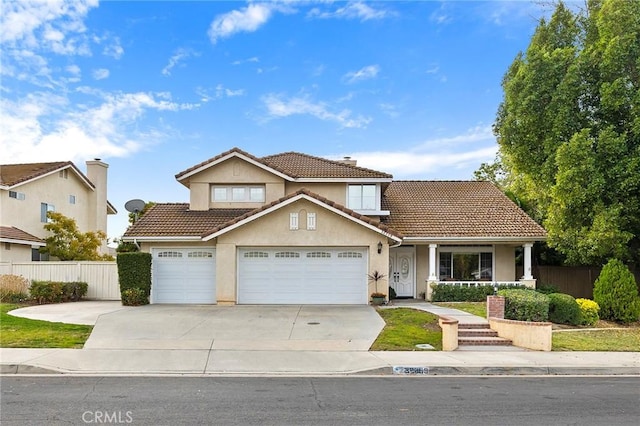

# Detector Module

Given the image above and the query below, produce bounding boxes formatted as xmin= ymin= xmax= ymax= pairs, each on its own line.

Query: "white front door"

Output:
xmin=390 ymin=247 xmax=415 ymax=297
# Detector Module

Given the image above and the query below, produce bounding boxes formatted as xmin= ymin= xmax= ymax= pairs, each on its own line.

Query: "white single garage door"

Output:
xmin=152 ymin=248 xmax=216 ymax=304
xmin=237 ymin=247 xmax=367 ymax=304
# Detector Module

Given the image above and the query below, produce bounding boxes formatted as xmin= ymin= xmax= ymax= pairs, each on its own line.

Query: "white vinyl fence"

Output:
xmin=0 ymin=261 xmax=120 ymax=300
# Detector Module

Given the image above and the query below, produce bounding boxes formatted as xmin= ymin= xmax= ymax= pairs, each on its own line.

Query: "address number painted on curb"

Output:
xmin=393 ymin=366 xmax=430 ymax=375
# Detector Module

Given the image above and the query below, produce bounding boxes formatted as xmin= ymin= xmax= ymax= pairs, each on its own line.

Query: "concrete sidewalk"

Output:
xmin=2 ymin=347 xmax=639 ymax=376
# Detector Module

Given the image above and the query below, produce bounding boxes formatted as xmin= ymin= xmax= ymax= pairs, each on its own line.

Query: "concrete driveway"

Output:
xmin=83 ymin=304 xmax=385 ymax=351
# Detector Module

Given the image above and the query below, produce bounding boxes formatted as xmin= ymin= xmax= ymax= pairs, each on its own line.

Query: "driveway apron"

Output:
xmin=83 ymin=305 xmax=384 ymax=351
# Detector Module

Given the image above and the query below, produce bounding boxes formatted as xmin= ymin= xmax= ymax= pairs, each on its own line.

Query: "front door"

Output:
xmin=390 ymin=247 xmax=415 ymax=297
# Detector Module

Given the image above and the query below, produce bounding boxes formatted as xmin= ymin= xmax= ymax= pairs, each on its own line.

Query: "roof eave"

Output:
xmin=402 ymin=236 xmax=547 ymax=244
xmin=0 ymin=237 xmax=45 ymax=247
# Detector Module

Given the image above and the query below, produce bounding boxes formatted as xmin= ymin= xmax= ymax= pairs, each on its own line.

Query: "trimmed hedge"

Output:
xmin=497 ymin=288 xmax=549 ymax=322
xmin=30 ymin=281 xmax=88 ymax=304
xmin=576 ymin=298 xmax=600 ymax=326
xmin=121 ymin=288 xmax=149 ymax=306
xmin=547 ymin=293 xmax=581 ymax=326
xmin=116 ymin=252 xmax=151 ymax=306
xmin=431 ymin=283 xmax=529 ymax=302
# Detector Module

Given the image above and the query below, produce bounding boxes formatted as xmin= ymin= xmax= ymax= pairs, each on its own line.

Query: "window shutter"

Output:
xmin=289 ymin=212 xmax=299 ymax=230
xmin=307 ymin=212 xmax=316 ymax=230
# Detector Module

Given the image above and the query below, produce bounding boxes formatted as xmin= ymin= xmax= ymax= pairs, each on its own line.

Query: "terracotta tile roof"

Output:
xmin=261 ymin=152 xmax=392 ymax=179
xmin=381 ymin=181 xmax=547 ymax=239
xmin=0 ymin=162 xmax=83 ymax=187
xmin=123 ymin=189 xmax=403 ymax=240
xmin=174 ymin=147 xmax=392 ymax=181
xmin=123 ymin=204 xmax=253 ymax=237
xmin=0 ymin=226 xmax=44 ymax=244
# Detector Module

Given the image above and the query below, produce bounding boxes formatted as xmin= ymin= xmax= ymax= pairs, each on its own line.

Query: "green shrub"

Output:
xmin=121 ymin=288 xmax=149 ymax=306
xmin=576 ymin=298 xmax=600 ymax=326
xmin=0 ymin=274 xmax=30 ymax=303
xmin=497 ymin=288 xmax=549 ymax=322
xmin=431 ymin=284 xmax=495 ymax=302
xmin=117 ymin=252 xmax=152 ymax=299
xmin=547 ymin=293 xmax=581 ymax=325
xmin=29 ymin=280 xmax=88 ymax=304
xmin=593 ymin=259 xmax=640 ymax=323
xmin=536 ymin=283 xmax=560 ymax=294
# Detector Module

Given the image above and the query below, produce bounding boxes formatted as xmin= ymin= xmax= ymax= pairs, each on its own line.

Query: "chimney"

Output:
xmin=86 ymin=159 xmax=109 ymax=254
xmin=341 ymin=156 xmax=357 ymax=166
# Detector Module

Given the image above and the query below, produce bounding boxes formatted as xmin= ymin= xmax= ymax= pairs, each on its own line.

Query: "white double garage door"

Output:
xmin=152 ymin=247 xmax=368 ymax=304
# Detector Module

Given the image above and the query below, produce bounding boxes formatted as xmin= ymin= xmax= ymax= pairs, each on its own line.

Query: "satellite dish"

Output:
xmin=125 ymin=199 xmax=146 ymax=213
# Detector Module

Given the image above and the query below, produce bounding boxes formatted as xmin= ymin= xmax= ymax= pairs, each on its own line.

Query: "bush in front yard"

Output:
xmin=121 ymin=288 xmax=149 ymax=306
xmin=29 ymin=281 xmax=88 ymax=304
xmin=576 ymin=298 xmax=600 ymax=326
xmin=117 ymin=252 xmax=152 ymax=302
xmin=497 ymin=288 xmax=549 ymax=322
xmin=593 ymin=259 xmax=640 ymax=323
xmin=430 ymin=284 xmax=495 ymax=302
xmin=547 ymin=293 xmax=581 ymax=325
xmin=0 ymin=274 xmax=30 ymax=303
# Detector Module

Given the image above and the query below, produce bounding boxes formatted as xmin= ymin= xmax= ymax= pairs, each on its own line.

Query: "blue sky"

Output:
xmin=1 ymin=0 xmax=563 ymax=242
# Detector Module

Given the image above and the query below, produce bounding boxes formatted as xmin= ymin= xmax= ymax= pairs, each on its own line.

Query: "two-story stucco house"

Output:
xmin=121 ymin=148 xmax=546 ymax=305
xmin=0 ymin=160 xmax=116 ymax=262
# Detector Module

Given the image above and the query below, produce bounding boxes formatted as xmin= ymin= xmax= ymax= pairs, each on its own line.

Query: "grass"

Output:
xmin=434 ymin=302 xmax=487 ymax=318
xmin=553 ymin=329 xmax=640 ymax=351
xmin=0 ymin=304 xmax=92 ymax=348
xmin=371 ymin=308 xmax=442 ymax=351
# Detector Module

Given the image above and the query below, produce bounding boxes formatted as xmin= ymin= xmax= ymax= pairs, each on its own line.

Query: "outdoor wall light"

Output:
xmin=377 ymin=241 xmax=383 ymax=254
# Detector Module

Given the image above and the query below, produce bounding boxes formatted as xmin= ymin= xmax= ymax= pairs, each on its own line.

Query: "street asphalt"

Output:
xmin=2 ymin=300 xmax=639 ymax=376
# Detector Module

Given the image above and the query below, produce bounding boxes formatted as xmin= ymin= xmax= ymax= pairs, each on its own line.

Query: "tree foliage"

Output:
xmin=41 ymin=211 xmax=113 ymax=261
xmin=493 ymin=0 xmax=640 ymax=265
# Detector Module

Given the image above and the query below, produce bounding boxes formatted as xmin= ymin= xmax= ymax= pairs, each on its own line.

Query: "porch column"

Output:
xmin=523 ymin=243 xmax=533 ymax=280
xmin=428 ymin=244 xmax=438 ymax=281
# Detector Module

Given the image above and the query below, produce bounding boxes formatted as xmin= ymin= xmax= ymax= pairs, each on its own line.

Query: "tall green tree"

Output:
xmin=493 ymin=0 xmax=640 ymax=265
xmin=41 ymin=212 xmax=113 ymax=261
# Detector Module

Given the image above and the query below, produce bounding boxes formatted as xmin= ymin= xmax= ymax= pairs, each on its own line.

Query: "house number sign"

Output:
xmin=393 ymin=366 xmax=430 ymax=375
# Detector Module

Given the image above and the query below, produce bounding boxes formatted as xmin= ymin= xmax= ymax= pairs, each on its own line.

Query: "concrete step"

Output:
xmin=458 ymin=323 xmax=490 ymax=330
xmin=458 ymin=329 xmax=499 ymax=338
xmin=458 ymin=336 xmax=513 ymax=346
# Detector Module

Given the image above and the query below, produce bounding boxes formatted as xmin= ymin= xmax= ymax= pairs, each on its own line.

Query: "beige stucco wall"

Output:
xmin=285 ymin=182 xmax=348 ymax=204
xmin=184 ymin=158 xmax=286 ymax=210
xmin=1 ymin=172 xmax=96 ymax=241
xmin=495 ymin=245 xmax=516 ymax=281
xmin=0 ymin=243 xmax=33 ymax=263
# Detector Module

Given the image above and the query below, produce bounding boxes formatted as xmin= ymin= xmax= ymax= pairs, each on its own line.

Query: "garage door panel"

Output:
xmin=238 ymin=247 xmax=367 ymax=304
xmin=152 ymin=249 xmax=216 ymax=304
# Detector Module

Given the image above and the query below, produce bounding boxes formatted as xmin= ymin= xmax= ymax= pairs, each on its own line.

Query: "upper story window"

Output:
xmin=9 ymin=191 xmax=25 ymax=200
xmin=212 ymin=185 xmax=265 ymax=203
xmin=348 ymin=184 xmax=377 ymax=210
xmin=40 ymin=203 xmax=55 ymax=223
xmin=69 ymin=195 xmax=76 ymax=205
xmin=59 ymin=169 xmax=68 ymax=179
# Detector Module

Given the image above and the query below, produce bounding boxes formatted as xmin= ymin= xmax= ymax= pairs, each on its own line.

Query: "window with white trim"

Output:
xmin=348 ymin=184 xmax=377 ymax=210
xmin=40 ymin=203 xmax=55 ymax=223
xmin=59 ymin=169 xmax=68 ymax=179
xmin=338 ymin=251 xmax=362 ymax=259
xmin=439 ymin=250 xmax=493 ymax=281
xmin=212 ymin=185 xmax=265 ymax=202
xmin=158 ymin=251 xmax=182 ymax=258
xmin=307 ymin=251 xmax=331 ymax=258
xmin=9 ymin=191 xmax=25 ymax=200
xmin=244 ymin=251 xmax=269 ymax=258
xmin=289 ymin=212 xmax=299 ymax=230
xmin=188 ymin=251 xmax=213 ymax=258
xmin=275 ymin=251 xmax=300 ymax=258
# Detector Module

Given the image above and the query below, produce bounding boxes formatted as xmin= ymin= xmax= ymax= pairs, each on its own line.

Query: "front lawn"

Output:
xmin=552 ymin=329 xmax=640 ymax=351
xmin=371 ymin=308 xmax=442 ymax=351
xmin=434 ymin=302 xmax=486 ymax=318
xmin=0 ymin=304 xmax=92 ymax=348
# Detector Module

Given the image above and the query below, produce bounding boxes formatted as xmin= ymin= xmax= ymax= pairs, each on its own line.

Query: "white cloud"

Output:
xmin=196 ymin=85 xmax=246 ymax=102
xmin=339 ymin=126 xmax=498 ymax=178
xmin=92 ymin=68 xmax=109 ymax=80
xmin=308 ymin=2 xmax=391 ymax=21
xmin=0 ymin=91 xmax=196 ymax=163
xmin=262 ymin=93 xmax=371 ymax=129
xmin=343 ymin=65 xmax=380 ymax=84
xmin=102 ymin=38 xmax=124 ymax=59
xmin=232 ymin=56 xmax=259 ymax=65
xmin=162 ymin=48 xmax=199 ymax=76
xmin=208 ymin=3 xmax=284 ymax=44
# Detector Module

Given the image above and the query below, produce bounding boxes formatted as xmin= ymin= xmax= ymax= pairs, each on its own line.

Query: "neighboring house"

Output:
xmin=122 ymin=147 xmax=546 ymax=305
xmin=0 ymin=160 xmax=116 ymax=262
